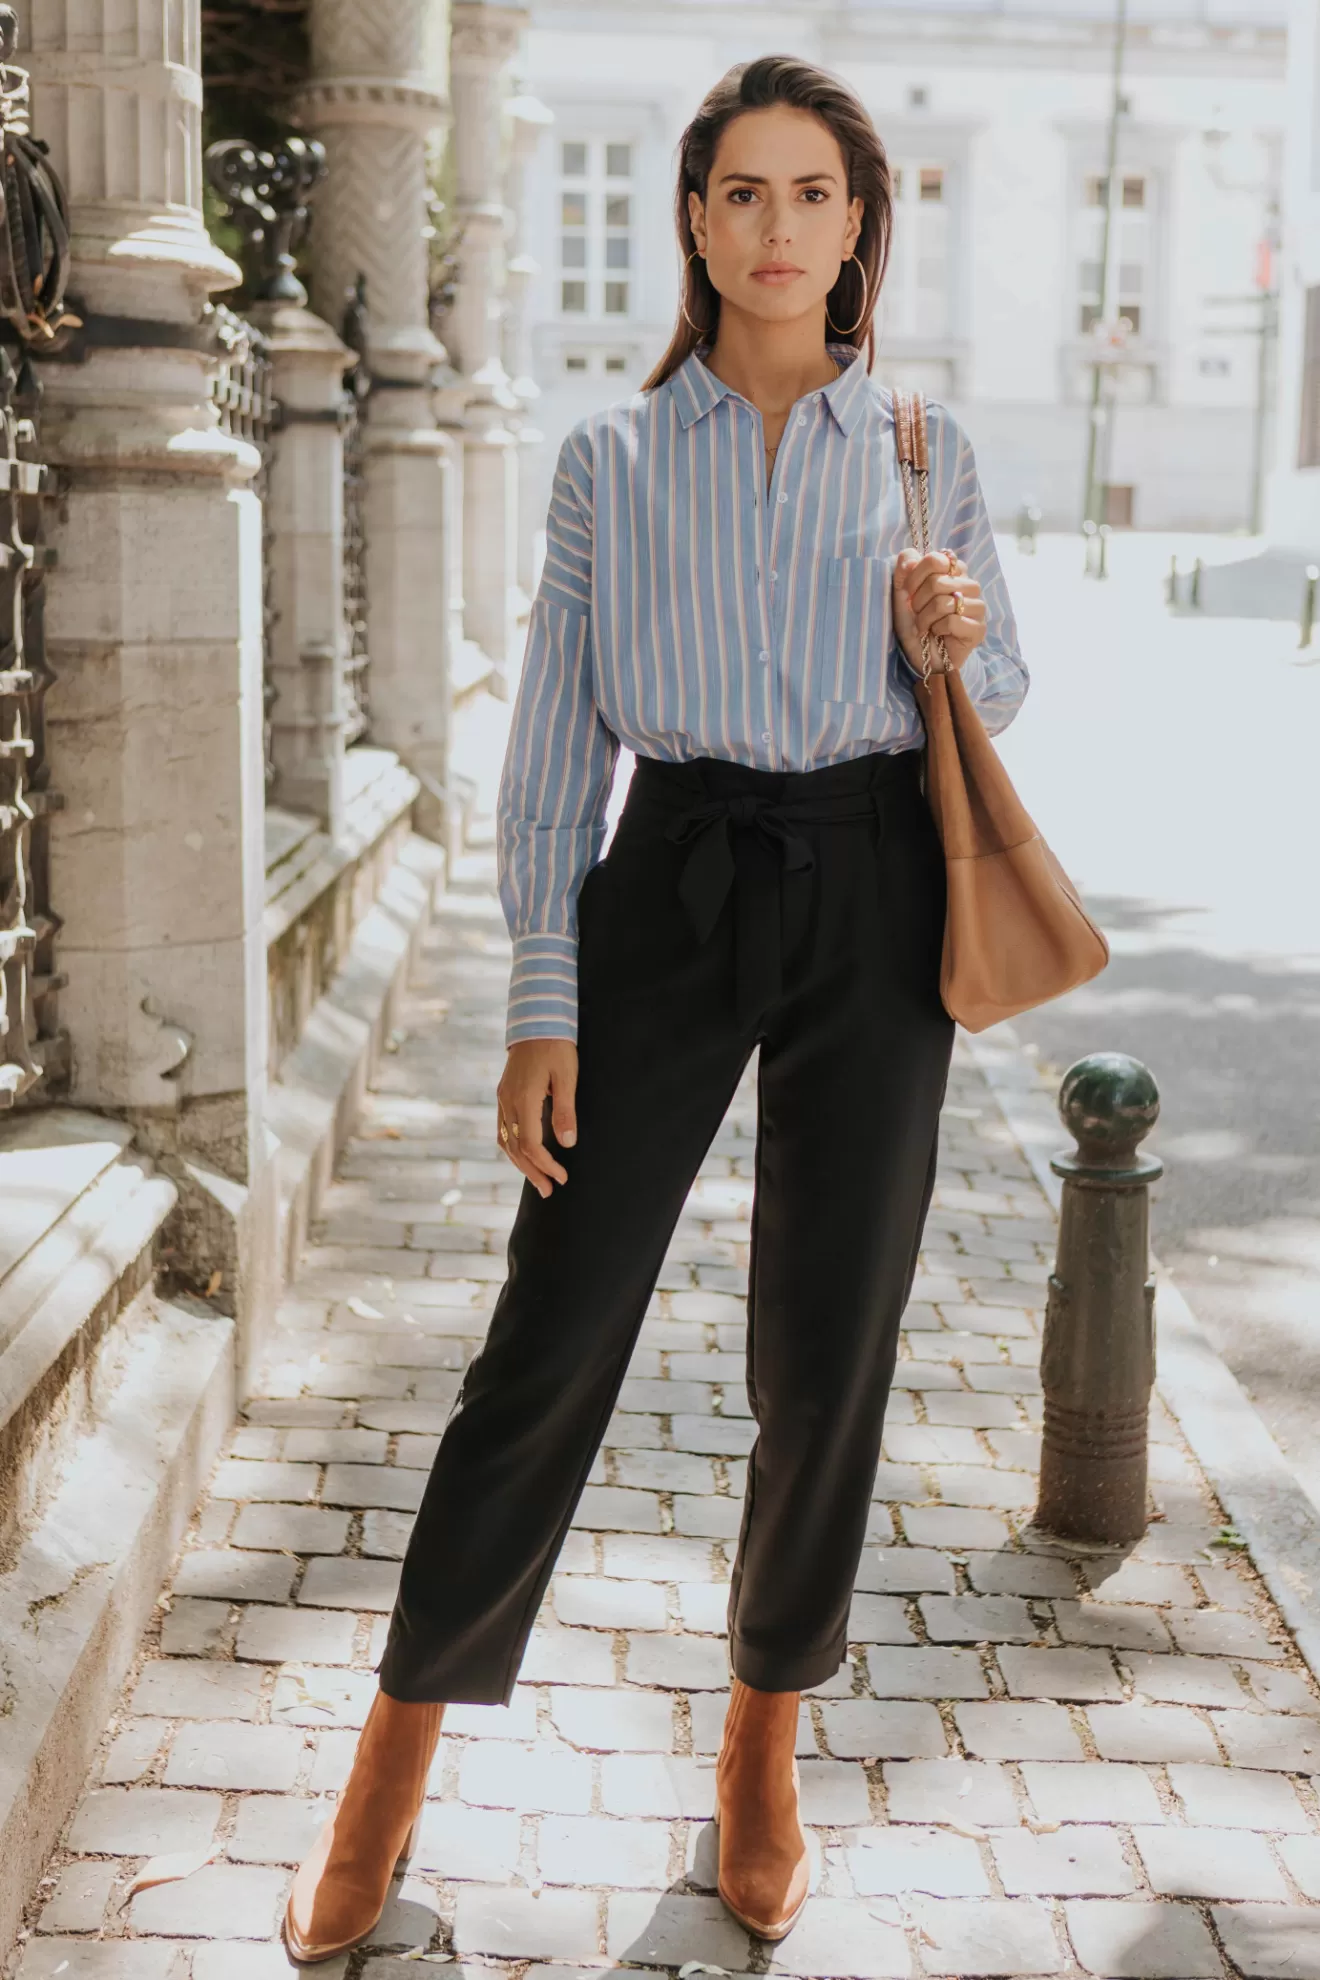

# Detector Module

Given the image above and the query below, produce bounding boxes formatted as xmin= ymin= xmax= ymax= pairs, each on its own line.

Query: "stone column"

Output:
xmin=254 ymin=301 xmax=353 ymax=837
xmin=20 ymin=0 xmax=278 ymax=1387
xmin=504 ymin=92 xmax=553 ymax=595
xmin=450 ymin=2 xmax=526 ymax=696
xmin=292 ymin=0 xmax=456 ymax=845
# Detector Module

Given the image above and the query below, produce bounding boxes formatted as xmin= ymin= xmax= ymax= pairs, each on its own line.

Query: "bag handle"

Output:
xmin=892 ymin=387 xmax=951 ymax=681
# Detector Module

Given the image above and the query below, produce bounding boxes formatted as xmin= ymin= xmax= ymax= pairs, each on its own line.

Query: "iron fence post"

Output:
xmin=1035 ymin=1053 xmax=1163 ymax=1546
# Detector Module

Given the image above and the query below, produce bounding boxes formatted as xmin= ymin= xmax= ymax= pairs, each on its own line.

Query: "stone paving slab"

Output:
xmin=12 ymin=865 xmax=1320 ymax=1978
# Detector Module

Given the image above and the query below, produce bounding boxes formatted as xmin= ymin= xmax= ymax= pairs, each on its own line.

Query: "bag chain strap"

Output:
xmin=895 ymin=390 xmax=951 ymax=685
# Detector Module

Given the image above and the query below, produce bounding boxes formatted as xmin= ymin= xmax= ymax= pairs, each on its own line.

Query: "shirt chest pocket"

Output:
xmin=814 ymin=554 xmax=898 ymax=708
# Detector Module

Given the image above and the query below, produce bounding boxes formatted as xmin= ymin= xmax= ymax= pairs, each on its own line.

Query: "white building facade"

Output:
xmin=517 ymin=0 xmax=1288 ymax=532
xmin=1269 ymin=0 xmax=1320 ymax=546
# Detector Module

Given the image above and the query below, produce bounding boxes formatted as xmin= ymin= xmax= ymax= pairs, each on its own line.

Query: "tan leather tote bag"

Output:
xmin=891 ymin=387 xmax=1108 ymax=1033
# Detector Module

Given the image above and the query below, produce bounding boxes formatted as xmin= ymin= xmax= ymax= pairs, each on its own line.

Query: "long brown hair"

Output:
xmin=643 ymin=55 xmax=893 ymax=392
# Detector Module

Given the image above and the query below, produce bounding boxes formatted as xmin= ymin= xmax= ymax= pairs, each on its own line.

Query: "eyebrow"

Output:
xmin=715 ymin=171 xmax=839 ymax=186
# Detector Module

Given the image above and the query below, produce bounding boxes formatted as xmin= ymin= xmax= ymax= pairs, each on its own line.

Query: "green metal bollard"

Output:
xmin=1166 ymin=554 xmax=1178 ymax=608
xmin=1034 ymin=1053 xmax=1164 ymax=1547
xmin=1098 ymin=522 xmax=1112 ymax=580
xmin=1190 ymin=557 xmax=1203 ymax=610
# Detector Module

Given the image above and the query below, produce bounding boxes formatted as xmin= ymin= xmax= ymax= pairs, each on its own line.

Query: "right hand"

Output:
xmin=496 ymin=1038 xmax=579 ymax=1198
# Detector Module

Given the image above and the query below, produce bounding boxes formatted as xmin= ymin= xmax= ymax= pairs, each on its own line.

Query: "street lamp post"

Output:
xmin=1081 ymin=0 xmax=1130 ymax=535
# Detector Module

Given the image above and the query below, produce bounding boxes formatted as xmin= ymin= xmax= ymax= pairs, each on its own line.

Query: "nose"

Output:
xmin=761 ymin=195 xmax=795 ymax=247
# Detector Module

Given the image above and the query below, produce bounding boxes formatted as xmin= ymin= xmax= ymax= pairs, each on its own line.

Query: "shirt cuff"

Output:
xmin=506 ymin=933 xmax=579 ymax=1046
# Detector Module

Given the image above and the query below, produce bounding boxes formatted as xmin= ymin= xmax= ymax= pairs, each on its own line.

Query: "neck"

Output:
xmin=701 ymin=306 xmax=846 ymax=415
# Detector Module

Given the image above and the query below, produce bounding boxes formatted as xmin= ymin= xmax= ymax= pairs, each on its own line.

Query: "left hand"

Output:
xmin=894 ymin=548 xmax=988 ymax=675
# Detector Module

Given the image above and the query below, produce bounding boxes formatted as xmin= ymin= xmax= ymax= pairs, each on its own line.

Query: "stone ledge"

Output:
xmin=264 ymin=747 xmax=421 ymax=946
xmin=0 ymin=1295 xmax=236 ymax=1965
xmin=266 ymin=831 xmax=445 ymax=1297
xmin=0 ymin=1113 xmax=178 ymax=1554
xmin=966 ymin=1022 xmax=1320 ymax=1693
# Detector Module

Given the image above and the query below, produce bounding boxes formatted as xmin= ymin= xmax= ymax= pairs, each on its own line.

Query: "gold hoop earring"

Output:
xmin=681 ymin=248 xmax=708 ymax=334
xmin=825 ymin=252 xmax=869 ymax=339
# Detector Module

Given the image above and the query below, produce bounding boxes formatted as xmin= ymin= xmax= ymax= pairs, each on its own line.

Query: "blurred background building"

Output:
xmin=518 ymin=0 xmax=1289 ymax=533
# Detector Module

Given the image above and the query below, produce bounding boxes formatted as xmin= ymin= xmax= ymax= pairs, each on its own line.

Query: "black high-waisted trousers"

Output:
xmin=379 ymin=748 xmax=955 ymax=1703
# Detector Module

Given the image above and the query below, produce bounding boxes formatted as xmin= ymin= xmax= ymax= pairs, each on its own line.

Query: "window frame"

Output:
xmin=557 ymin=137 xmax=637 ymax=323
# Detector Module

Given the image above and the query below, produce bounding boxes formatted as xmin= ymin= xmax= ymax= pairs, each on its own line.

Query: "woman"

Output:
xmin=285 ymin=53 xmax=1027 ymax=1962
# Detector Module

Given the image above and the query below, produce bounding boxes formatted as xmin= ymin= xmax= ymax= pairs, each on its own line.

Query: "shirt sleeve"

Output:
xmin=897 ymin=404 xmax=1030 ymax=738
xmin=498 ymin=423 xmax=619 ymax=1047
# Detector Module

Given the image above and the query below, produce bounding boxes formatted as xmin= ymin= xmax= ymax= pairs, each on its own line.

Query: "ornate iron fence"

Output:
xmin=0 ymin=6 xmax=74 ymax=1108
xmin=340 ymin=273 xmax=371 ymax=746
xmin=204 ymin=138 xmax=373 ymax=776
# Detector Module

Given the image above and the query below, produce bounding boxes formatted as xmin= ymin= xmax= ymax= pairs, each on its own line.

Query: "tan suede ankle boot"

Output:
xmin=714 ymin=1679 xmax=810 ymax=1940
xmin=284 ymin=1691 xmax=444 ymax=1964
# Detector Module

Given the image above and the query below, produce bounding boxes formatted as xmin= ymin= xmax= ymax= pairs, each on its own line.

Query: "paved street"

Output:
xmin=14 ymin=852 xmax=1320 ymax=1978
xmin=986 ymin=533 xmax=1320 ymax=1515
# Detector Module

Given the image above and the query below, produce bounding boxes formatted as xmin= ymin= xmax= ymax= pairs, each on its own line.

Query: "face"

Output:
xmin=688 ymin=104 xmax=865 ymax=329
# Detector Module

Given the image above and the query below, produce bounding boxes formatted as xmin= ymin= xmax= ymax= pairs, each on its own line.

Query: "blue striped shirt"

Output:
xmin=498 ymin=344 xmax=1029 ymax=1045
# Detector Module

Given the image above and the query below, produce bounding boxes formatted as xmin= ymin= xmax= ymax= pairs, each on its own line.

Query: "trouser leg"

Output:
xmin=727 ymin=793 xmax=954 ymax=1692
xmin=379 ymin=832 xmax=751 ymax=1704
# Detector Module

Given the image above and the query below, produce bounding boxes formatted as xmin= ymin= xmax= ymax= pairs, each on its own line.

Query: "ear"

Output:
xmin=842 ymin=193 xmax=864 ymax=258
xmin=687 ymin=186 xmax=708 ymax=255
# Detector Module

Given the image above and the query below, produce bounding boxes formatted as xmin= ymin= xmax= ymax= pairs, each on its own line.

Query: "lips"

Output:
xmin=752 ymin=266 xmax=803 ymax=284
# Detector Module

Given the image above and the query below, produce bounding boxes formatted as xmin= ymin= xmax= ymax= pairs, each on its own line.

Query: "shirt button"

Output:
xmin=813 ymin=392 xmax=823 ymax=403
xmin=757 ymin=649 xmax=769 ymax=663
xmin=761 ymin=730 xmax=772 ymax=742
xmin=770 ymin=568 xmax=779 ymax=581
xmin=776 ymin=491 xmax=788 ymax=505
xmin=797 ymin=413 xmax=808 ymax=426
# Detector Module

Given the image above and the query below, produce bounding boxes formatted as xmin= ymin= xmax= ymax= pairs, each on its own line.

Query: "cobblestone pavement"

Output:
xmin=16 ymin=860 xmax=1320 ymax=1980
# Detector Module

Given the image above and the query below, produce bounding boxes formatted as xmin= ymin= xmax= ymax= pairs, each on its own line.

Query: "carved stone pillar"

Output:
xmin=292 ymin=0 xmax=456 ymax=845
xmin=255 ymin=302 xmax=353 ymax=836
xmin=504 ymin=92 xmax=552 ymax=595
xmin=450 ymin=2 xmax=526 ymax=695
xmin=20 ymin=0 xmax=278 ymax=1385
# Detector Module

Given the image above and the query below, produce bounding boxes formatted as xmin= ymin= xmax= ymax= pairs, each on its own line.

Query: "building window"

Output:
xmin=605 ymin=354 xmax=627 ymax=373
xmin=564 ymin=354 xmax=588 ymax=372
xmin=1300 ymin=286 xmax=1320 ymax=469
xmin=883 ymin=157 xmax=953 ymax=340
xmin=558 ymin=139 xmax=635 ymax=320
xmin=1076 ymin=171 xmax=1153 ymax=338
xmin=1086 ymin=174 xmax=1147 ymax=209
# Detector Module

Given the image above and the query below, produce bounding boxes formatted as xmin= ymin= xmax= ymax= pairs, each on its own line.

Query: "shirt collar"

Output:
xmin=670 ymin=342 xmax=870 ymax=437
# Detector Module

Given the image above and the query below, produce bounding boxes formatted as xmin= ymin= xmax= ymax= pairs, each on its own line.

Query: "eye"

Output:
xmin=801 ymin=187 xmax=829 ymax=203
xmin=729 ymin=186 xmax=758 ymax=204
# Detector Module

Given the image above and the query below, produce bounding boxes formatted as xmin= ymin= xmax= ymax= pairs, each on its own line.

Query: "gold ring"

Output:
xmin=510 ymin=1123 xmax=520 ymax=1138
xmin=953 ymin=592 xmax=966 ymax=618
xmin=499 ymin=1121 xmax=509 ymax=1144
xmin=946 ymin=551 xmax=961 ymax=575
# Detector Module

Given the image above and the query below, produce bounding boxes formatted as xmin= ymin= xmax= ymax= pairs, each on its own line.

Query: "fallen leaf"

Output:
xmin=679 ymin=1966 xmax=730 ymax=1979
xmin=123 ymin=1846 xmax=217 ymax=1900
xmin=346 ymin=1296 xmax=384 ymax=1321
xmin=1210 ymin=1526 xmax=1249 ymax=1551
xmin=441 ymin=1188 xmax=462 ymax=1207
xmin=1026 ymin=1818 xmax=1061 ymax=1835
xmin=363 ymin=1126 xmax=403 ymax=1140
xmin=946 ymin=1822 xmax=988 ymax=1841
xmin=205 ymin=1270 xmax=222 ymax=1297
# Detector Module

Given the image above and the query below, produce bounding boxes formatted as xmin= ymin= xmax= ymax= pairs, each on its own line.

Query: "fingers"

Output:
xmin=497 ymin=1083 xmax=570 ymax=1196
xmin=918 ymin=592 xmax=987 ymax=641
xmin=549 ymin=1060 xmax=578 ymax=1150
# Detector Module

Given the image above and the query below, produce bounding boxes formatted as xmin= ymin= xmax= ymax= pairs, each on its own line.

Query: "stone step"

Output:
xmin=0 ymin=1113 xmax=177 ymax=1553
xmin=0 ymin=1293 xmax=235 ymax=1964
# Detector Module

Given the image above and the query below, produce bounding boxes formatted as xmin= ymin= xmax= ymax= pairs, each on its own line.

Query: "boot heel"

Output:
xmin=398 ymin=1809 xmax=423 ymax=1864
